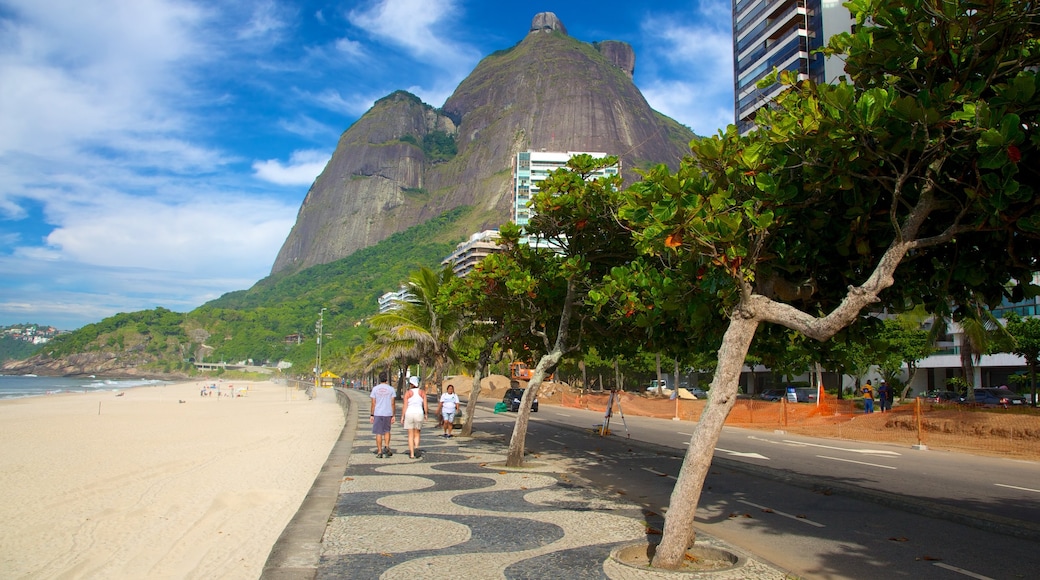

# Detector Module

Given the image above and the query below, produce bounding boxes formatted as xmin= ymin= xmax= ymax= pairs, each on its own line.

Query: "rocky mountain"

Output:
xmin=272 ymin=12 xmax=696 ymax=275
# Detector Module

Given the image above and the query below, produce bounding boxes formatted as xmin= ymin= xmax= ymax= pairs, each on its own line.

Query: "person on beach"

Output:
xmin=437 ymin=384 xmax=460 ymax=438
xmin=401 ymin=376 xmax=427 ymax=459
xmin=370 ymin=371 xmax=396 ymax=458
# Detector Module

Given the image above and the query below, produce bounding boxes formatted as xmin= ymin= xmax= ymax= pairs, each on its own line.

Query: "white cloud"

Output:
xmin=301 ymin=88 xmax=379 ymax=116
xmin=0 ymin=0 xmax=204 ymax=160
xmin=252 ymin=150 xmax=330 ymax=186
xmin=236 ymin=0 xmax=289 ymax=41
xmin=638 ymin=7 xmax=735 ymax=136
xmin=348 ymin=0 xmax=480 ymax=68
xmin=334 ymin=37 xmax=365 ymax=58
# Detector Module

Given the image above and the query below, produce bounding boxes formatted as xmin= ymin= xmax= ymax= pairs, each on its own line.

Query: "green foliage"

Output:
xmin=0 ymin=336 xmax=41 ymax=362
xmin=398 ymin=130 xmax=457 ymax=163
xmin=25 ymin=210 xmax=469 ymax=374
xmin=873 ymin=318 xmax=932 ymax=385
xmin=422 ymin=130 xmax=457 ymax=162
xmin=45 ymin=308 xmax=187 ymax=358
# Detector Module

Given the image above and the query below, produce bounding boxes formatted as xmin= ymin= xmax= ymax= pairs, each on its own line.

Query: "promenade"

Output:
xmin=261 ymin=389 xmax=787 ymax=579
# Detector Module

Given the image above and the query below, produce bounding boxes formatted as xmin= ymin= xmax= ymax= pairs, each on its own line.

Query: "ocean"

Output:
xmin=0 ymin=374 xmax=170 ymax=400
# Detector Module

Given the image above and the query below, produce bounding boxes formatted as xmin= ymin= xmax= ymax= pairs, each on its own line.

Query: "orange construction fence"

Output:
xmin=559 ymin=390 xmax=1040 ymax=460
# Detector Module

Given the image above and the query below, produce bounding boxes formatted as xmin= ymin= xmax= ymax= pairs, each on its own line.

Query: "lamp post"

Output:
xmin=314 ymin=307 xmax=326 ymax=391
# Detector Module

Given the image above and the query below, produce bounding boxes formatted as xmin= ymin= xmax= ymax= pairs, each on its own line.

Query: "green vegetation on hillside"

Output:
xmin=399 ymin=130 xmax=457 ymax=163
xmin=1 ymin=336 xmax=42 ymax=362
xmin=23 ymin=208 xmax=471 ymax=374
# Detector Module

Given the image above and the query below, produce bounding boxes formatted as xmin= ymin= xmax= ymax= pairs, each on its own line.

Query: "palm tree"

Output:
xmin=364 ymin=265 xmax=467 ymax=394
xmin=929 ymin=296 xmax=1010 ymax=398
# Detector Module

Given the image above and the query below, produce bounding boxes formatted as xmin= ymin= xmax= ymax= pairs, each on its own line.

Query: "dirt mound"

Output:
xmin=443 ymin=374 xmax=574 ymax=404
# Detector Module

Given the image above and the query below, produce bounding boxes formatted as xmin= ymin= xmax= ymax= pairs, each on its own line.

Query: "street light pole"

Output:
xmin=315 ymin=307 xmax=326 ymax=391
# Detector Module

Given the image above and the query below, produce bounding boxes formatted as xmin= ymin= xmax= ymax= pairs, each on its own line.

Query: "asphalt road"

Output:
xmin=467 ymin=398 xmax=1040 ymax=579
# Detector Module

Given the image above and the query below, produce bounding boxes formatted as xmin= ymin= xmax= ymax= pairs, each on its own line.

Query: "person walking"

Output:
xmin=370 ymin=371 xmax=396 ymax=458
xmin=862 ymin=380 xmax=875 ymax=414
xmin=401 ymin=376 xmax=428 ymax=459
xmin=438 ymin=384 xmax=460 ymax=438
xmin=877 ymin=380 xmax=891 ymax=412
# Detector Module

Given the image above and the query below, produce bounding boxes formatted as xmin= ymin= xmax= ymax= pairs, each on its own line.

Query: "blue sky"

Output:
xmin=0 ymin=0 xmax=735 ymax=330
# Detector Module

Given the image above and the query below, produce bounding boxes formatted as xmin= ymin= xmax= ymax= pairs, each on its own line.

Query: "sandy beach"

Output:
xmin=0 ymin=380 xmax=344 ymax=579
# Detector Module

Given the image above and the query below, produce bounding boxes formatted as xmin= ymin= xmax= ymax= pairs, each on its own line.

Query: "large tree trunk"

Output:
xmin=505 ymin=280 xmax=576 ymax=467
xmin=651 ymin=314 xmax=760 ymax=569
xmin=505 ymin=352 xmax=561 ymax=466
xmin=460 ymin=362 xmax=485 ymax=438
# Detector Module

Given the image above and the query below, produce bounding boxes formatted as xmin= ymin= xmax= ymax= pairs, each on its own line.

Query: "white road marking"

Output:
xmin=641 ymin=467 xmax=677 ymax=480
xmin=932 ymin=562 xmax=995 ymax=580
xmin=995 ymin=483 xmax=1040 ymax=494
xmin=548 ymin=438 xmax=567 ymax=446
xmin=736 ymin=499 xmax=825 ymax=527
xmin=715 ymin=447 xmax=769 ymax=460
xmin=677 ymin=431 xmax=696 ymax=437
xmin=555 ymin=413 xmax=572 ymax=417
xmin=817 ymin=455 xmax=897 ymax=469
xmin=783 ymin=440 xmax=902 ymax=456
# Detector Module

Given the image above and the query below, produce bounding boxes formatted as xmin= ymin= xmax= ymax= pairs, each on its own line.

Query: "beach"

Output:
xmin=0 ymin=380 xmax=344 ymax=579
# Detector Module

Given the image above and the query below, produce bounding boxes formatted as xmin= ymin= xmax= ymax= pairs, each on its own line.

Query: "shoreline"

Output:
xmin=0 ymin=380 xmax=344 ymax=579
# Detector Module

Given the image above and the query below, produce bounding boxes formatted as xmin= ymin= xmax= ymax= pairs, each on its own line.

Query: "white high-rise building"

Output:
xmin=514 ymin=151 xmax=618 ymax=248
xmin=441 ymin=230 xmax=502 ymax=277
xmin=732 ymin=0 xmax=853 ymax=134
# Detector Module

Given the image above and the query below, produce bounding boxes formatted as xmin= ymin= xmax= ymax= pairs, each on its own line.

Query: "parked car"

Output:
xmin=503 ymin=387 xmax=538 ymax=412
xmin=646 ymin=379 xmax=672 ymax=396
xmin=970 ymin=388 xmax=1027 ymax=408
xmin=792 ymin=387 xmax=817 ymax=403
xmin=759 ymin=389 xmax=785 ymax=401
xmin=920 ymin=390 xmax=962 ymax=404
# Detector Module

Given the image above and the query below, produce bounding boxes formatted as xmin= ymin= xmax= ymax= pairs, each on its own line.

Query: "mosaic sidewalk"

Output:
xmin=314 ymin=391 xmax=786 ymax=579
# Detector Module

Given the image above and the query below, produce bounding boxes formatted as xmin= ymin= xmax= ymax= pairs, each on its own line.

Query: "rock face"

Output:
xmin=530 ymin=12 xmax=567 ymax=35
xmin=1 ymin=351 xmax=181 ymax=379
xmin=595 ymin=41 xmax=636 ymax=78
xmin=271 ymin=14 xmax=696 ymax=276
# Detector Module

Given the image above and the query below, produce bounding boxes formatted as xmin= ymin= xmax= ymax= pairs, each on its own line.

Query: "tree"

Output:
xmin=874 ymin=316 xmax=932 ymax=398
xmin=590 ymin=0 xmax=1040 ymax=568
xmin=928 ymin=296 xmax=1009 ymax=396
xmin=463 ymin=154 xmax=636 ymax=467
xmin=1003 ymin=313 xmax=1040 ymax=407
xmin=363 ymin=265 xmax=466 ymax=392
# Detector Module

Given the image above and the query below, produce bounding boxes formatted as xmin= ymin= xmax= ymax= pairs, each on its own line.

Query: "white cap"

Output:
xmin=408 ymin=376 xmax=420 ymax=387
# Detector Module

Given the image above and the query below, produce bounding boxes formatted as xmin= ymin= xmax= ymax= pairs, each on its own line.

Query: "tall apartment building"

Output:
xmin=377 ymin=286 xmax=411 ymax=314
xmin=441 ymin=230 xmax=502 ymax=277
xmin=514 ymin=150 xmax=618 ymax=248
xmin=732 ymin=0 xmax=853 ymax=134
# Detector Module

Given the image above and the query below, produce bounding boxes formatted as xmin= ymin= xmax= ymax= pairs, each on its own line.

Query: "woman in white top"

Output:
xmin=437 ymin=384 xmax=460 ymax=438
xmin=401 ymin=376 xmax=428 ymax=459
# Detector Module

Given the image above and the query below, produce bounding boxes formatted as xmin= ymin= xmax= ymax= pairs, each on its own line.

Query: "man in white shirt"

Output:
xmin=370 ymin=371 xmax=396 ymax=457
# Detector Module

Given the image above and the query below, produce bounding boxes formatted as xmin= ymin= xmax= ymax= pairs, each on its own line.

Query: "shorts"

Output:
xmin=404 ymin=408 xmax=424 ymax=430
xmin=371 ymin=415 xmax=392 ymax=435
xmin=441 ymin=411 xmax=456 ymax=424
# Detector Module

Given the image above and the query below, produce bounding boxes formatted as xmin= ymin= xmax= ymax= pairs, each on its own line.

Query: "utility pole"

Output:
xmin=314 ymin=307 xmax=326 ymax=392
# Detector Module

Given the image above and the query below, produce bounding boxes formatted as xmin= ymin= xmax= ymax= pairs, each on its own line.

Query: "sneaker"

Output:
xmin=376 ymin=453 xmax=384 ymax=459
xmin=383 ymin=447 xmax=393 ymax=457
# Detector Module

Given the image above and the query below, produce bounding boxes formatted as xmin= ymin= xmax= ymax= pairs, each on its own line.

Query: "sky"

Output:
xmin=0 ymin=0 xmax=736 ymax=330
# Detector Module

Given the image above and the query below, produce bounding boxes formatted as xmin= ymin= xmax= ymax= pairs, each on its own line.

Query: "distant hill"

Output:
xmin=0 ymin=210 xmax=466 ymax=377
xmin=271 ymin=11 xmax=696 ymax=275
xmin=2 ymin=12 xmax=703 ymax=378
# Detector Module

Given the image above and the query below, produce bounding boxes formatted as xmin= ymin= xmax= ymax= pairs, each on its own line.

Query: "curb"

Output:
xmin=260 ymin=388 xmax=358 ymax=580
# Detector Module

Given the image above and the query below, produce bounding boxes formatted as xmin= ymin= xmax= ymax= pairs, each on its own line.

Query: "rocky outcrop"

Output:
xmin=595 ymin=41 xmax=636 ymax=78
xmin=1 ymin=351 xmax=182 ymax=379
xmin=271 ymin=13 xmax=696 ymax=276
xmin=530 ymin=12 xmax=567 ymax=35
